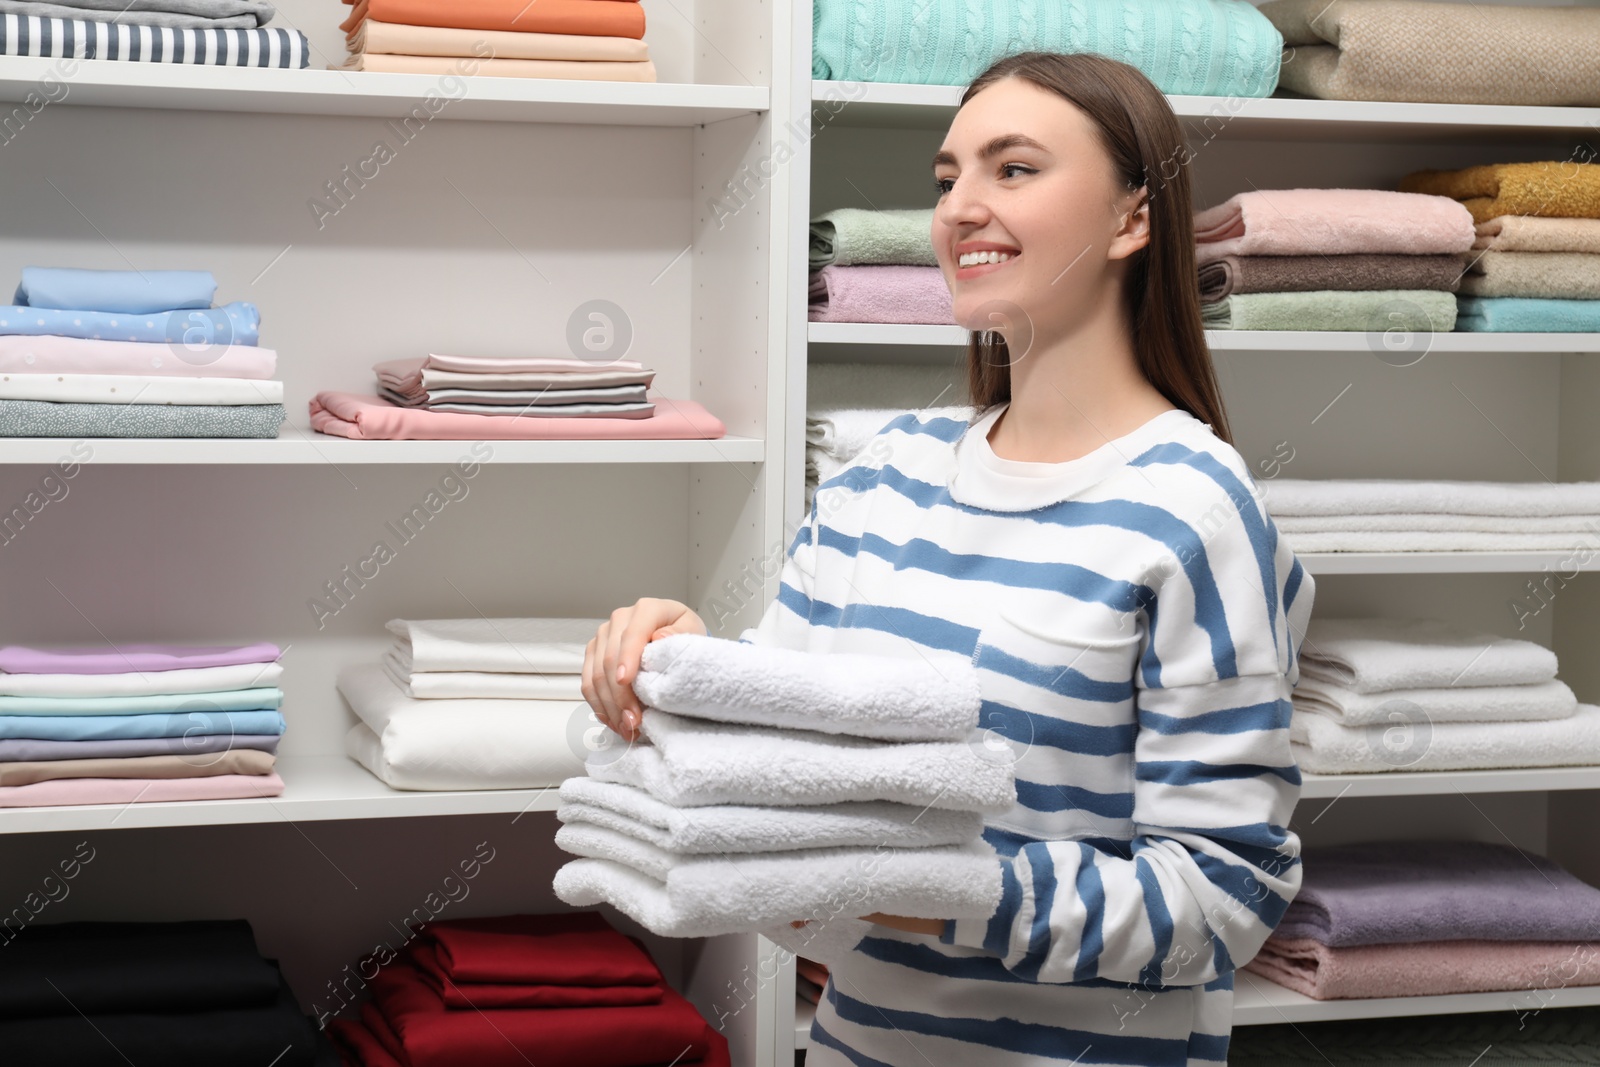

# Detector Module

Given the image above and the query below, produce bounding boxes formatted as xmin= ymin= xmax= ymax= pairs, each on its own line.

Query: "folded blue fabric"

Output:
xmin=0 ymin=301 xmax=259 ymax=346
xmin=0 ymin=688 xmax=282 ymax=716
xmin=0 ymin=709 xmax=285 ymax=741
xmin=15 ymin=268 xmax=217 ymax=314
xmin=1456 ymin=295 xmax=1600 ymax=332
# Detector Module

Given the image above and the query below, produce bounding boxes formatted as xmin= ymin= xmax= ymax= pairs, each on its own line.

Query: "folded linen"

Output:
xmin=809 ymin=208 xmax=936 ymax=269
xmin=1400 ymin=161 xmax=1600 ymax=226
xmin=1295 ymin=616 xmax=1558 ymax=692
xmin=0 ymin=0 xmax=274 ymax=28
xmin=1276 ymin=512 xmax=1600 ymax=534
xmin=340 ymin=0 xmax=646 ymax=40
xmin=588 ymin=708 xmax=1017 ymax=812
xmin=384 ymin=384 xmax=650 ymax=408
xmin=1196 ymin=253 xmax=1464 ymax=302
xmin=0 ymin=686 xmax=281 ymax=715
xmin=634 ymin=633 xmax=981 ymax=741
xmin=1457 ymin=294 xmax=1600 ymax=332
xmin=1244 ymin=935 xmax=1600 ymax=1000
xmin=0 ymin=398 xmax=285 ymax=437
xmin=0 ymin=709 xmax=284 ymax=742
xmin=557 ymin=776 xmax=983 ymax=854
xmin=0 ymin=641 xmax=280 ymax=674
xmin=0 ymin=660 xmax=281 ymax=696
xmin=1192 ymin=190 xmax=1475 ymax=262
xmin=1290 ymin=702 xmax=1600 ymax=774
xmin=1293 ymin=676 xmax=1576 ymax=726
xmin=0 ymin=770 xmax=284 ymax=806
xmin=0 ymin=300 xmax=258 ymax=344
xmin=15 ymin=267 xmax=214 ymax=314
xmin=1275 ymin=839 xmax=1600 ymax=947
xmin=0 ymin=334 xmax=276 ymax=377
xmin=0 ymin=373 xmax=281 ymax=406
xmin=553 ymin=835 xmax=1004 ymax=937
xmin=1458 ymin=250 xmax=1600 ymax=300
xmin=338 ymin=54 xmax=658 ymax=81
xmin=353 ymin=20 xmax=650 ymax=61
xmin=386 ymin=617 xmax=597 ymax=675
xmin=0 ymin=747 xmax=274 ymax=786
xmin=812 ymin=0 xmax=1283 ymax=97
xmin=1259 ymin=0 xmax=1600 ymax=107
xmin=1475 ymin=215 xmax=1600 ymax=255
xmin=423 ymin=353 xmax=645 ymax=375
xmin=0 ymin=11 xmax=309 ymax=63
xmin=1256 ymin=477 xmax=1600 ymax=517
xmin=415 ymin=912 xmax=663 ymax=987
xmin=1200 ymin=289 xmax=1457 ymax=332
xmin=808 ymin=265 xmax=955 ymax=325
xmin=376 ymin=358 xmax=656 ymax=396
xmin=378 ymin=391 xmax=654 ymax=419
xmin=379 ymin=650 xmax=582 ymax=700
xmin=404 ymin=943 xmax=663 ymax=1009
xmin=1282 ymin=530 xmax=1600 ymax=552
xmin=310 ymin=392 xmax=724 ymax=441
xmin=0 ymin=733 xmax=280 ymax=761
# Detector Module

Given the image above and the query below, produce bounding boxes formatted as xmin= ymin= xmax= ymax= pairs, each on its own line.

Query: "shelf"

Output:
xmin=0 ymin=755 xmax=564 ymax=834
xmin=0 ymin=431 xmax=765 ymax=464
xmin=1301 ymin=765 xmax=1600 ymax=799
xmin=1233 ymin=970 xmax=1600 ymax=1026
xmin=1297 ymin=552 xmax=1600 ymax=574
xmin=0 ymin=58 xmax=769 ymax=125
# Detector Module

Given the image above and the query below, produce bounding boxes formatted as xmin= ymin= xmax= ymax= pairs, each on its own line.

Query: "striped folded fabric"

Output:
xmin=0 ymin=12 xmax=310 ymax=66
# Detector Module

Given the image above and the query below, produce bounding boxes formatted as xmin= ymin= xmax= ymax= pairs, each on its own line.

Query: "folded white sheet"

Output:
xmin=0 ymin=373 xmax=283 ymax=405
xmin=557 ymin=776 xmax=982 ymax=854
xmin=1258 ymin=477 xmax=1600 ymax=517
xmin=1290 ymin=703 xmax=1600 ymax=774
xmin=1298 ymin=616 xmax=1558 ymax=692
xmin=634 ymin=633 xmax=979 ymax=741
xmin=0 ymin=660 xmax=282 ymax=697
xmin=1292 ymin=676 xmax=1577 ymax=726
xmin=1283 ymin=530 xmax=1600 ymax=552
xmin=379 ymin=649 xmax=583 ymax=700
xmin=384 ymin=617 xmax=602 ymax=674
xmin=587 ymin=709 xmax=1016 ymax=813
xmin=1275 ymin=513 xmax=1600 ymax=533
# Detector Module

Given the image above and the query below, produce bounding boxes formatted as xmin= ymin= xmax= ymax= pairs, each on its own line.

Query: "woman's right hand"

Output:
xmin=582 ymin=598 xmax=707 ymax=742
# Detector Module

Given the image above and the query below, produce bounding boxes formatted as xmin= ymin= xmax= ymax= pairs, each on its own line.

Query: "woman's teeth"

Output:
xmin=958 ymin=250 xmax=1015 ymax=267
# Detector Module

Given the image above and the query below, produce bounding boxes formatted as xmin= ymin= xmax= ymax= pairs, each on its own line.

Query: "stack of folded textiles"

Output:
xmin=808 ymin=207 xmax=956 ymax=325
xmin=1242 ymin=839 xmax=1600 ymax=1001
xmin=0 ymin=267 xmax=283 ymax=438
xmin=0 ymin=0 xmax=310 ymax=66
xmin=338 ymin=617 xmax=598 ymax=790
xmin=1229 ymin=1004 xmax=1600 ymax=1066
xmin=552 ymin=634 xmax=1016 ymax=937
xmin=0 ymin=641 xmax=286 ymax=806
xmin=1194 ymin=189 xmax=1473 ymax=331
xmin=337 ymin=0 xmax=653 ymax=82
xmin=1398 ymin=161 xmax=1600 ymax=332
xmin=813 ymin=0 xmax=1282 ymax=96
xmin=326 ymin=913 xmax=728 ymax=1067
xmin=0 ymin=919 xmax=334 ymax=1066
xmin=1287 ymin=615 xmax=1600 ymax=775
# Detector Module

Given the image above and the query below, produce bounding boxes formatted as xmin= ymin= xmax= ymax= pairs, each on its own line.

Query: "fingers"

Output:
xmin=582 ymin=622 xmax=622 ymax=736
xmin=615 ymin=599 xmax=669 ymax=734
xmin=597 ymin=608 xmax=634 ymax=737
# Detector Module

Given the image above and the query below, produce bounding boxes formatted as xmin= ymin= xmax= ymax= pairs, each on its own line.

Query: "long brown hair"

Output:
xmin=957 ymin=51 xmax=1232 ymax=445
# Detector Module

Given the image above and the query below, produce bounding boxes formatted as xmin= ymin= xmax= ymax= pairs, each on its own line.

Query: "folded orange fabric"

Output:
xmin=341 ymin=0 xmax=644 ymax=40
xmin=310 ymin=392 xmax=726 ymax=441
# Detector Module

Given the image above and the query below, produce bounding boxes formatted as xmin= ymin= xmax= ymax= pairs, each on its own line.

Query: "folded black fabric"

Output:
xmin=1228 ymin=1003 xmax=1600 ymax=1066
xmin=0 ymin=919 xmax=279 ymax=1018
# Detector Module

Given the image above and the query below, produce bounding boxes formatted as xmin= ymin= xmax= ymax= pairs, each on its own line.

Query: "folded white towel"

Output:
xmin=1276 ymin=513 xmax=1600 ymax=534
xmin=1258 ymin=477 xmax=1600 ymax=517
xmin=379 ymin=649 xmax=583 ymax=700
xmin=551 ymin=833 xmax=1003 ymax=937
xmin=807 ymin=405 xmax=973 ymax=460
xmin=634 ymin=633 xmax=980 ymax=742
xmin=757 ymin=915 xmax=875 ymax=968
xmin=336 ymin=662 xmax=586 ymax=790
xmin=384 ymin=617 xmax=602 ymax=674
xmin=1290 ymin=703 xmax=1600 ymax=774
xmin=1293 ymin=676 xmax=1576 ymax=726
xmin=1299 ymin=616 xmax=1557 ymax=692
xmin=588 ymin=709 xmax=1016 ymax=813
xmin=1282 ymin=530 xmax=1600 ymax=552
xmin=0 ymin=660 xmax=282 ymax=698
xmin=557 ymin=776 xmax=982 ymax=854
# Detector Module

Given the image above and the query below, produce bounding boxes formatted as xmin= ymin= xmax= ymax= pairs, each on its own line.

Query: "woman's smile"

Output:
xmin=954 ymin=242 xmax=1022 ymax=280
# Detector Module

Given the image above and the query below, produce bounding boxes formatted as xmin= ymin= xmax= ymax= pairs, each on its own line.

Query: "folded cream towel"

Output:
xmin=1293 ymin=676 xmax=1576 ymax=726
xmin=385 ymin=617 xmax=602 ymax=674
xmin=1298 ymin=616 xmax=1558 ymax=692
xmin=1475 ymin=216 xmax=1600 ymax=255
xmin=1290 ymin=703 xmax=1600 ymax=774
xmin=1256 ymin=478 xmax=1600 ymax=517
xmin=1459 ymin=251 xmax=1600 ymax=300
xmin=1193 ymin=189 xmax=1475 ymax=263
xmin=557 ymin=776 xmax=982 ymax=854
xmin=1244 ymin=936 xmax=1600 ymax=1001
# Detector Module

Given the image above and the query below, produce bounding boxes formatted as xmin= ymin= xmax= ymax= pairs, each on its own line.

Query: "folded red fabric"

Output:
xmin=327 ymin=1015 xmax=404 ymax=1067
xmin=416 ymin=912 xmax=662 ymax=987
xmin=404 ymin=942 xmax=665 ymax=1009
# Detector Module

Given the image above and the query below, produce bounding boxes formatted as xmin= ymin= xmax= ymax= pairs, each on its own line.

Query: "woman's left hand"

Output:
xmin=860 ymin=913 xmax=945 ymax=935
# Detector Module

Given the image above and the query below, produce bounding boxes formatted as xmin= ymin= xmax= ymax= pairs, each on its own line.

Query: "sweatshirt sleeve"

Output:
xmin=734 ymin=502 xmax=820 ymax=650
xmin=942 ymin=483 xmax=1316 ymax=989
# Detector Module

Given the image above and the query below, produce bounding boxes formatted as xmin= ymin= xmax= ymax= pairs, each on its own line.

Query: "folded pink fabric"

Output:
xmin=424 ymin=354 xmax=645 ymax=374
xmin=1193 ymin=189 xmax=1476 ymax=265
xmin=0 ymin=335 xmax=277 ymax=379
xmin=808 ymin=266 xmax=955 ymax=325
xmin=310 ymin=392 xmax=726 ymax=441
xmin=0 ymin=643 xmax=282 ymax=675
xmin=0 ymin=772 xmax=285 ymax=807
xmin=1243 ymin=935 xmax=1600 ymax=1000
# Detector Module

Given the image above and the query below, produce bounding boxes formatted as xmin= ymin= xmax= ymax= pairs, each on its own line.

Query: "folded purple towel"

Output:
xmin=808 ymin=266 xmax=956 ymax=325
xmin=1278 ymin=839 xmax=1600 ymax=947
xmin=0 ymin=643 xmax=282 ymax=675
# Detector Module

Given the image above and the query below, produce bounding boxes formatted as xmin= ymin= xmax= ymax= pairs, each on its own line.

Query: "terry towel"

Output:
xmin=1476 ymin=215 xmax=1600 ymax=254
xmin=1193 ymin=189 xmax=1475 ymax=263
xmin=1458 ymin=251 xmax=1600 ymax=300
xmin=557 ymin=776 xmax=982 ymax=854
xmin=633 ymin=633 xmax=981 ymax=741
xmin=1201 ymin=289 xmax=1456 ymax=332
xmin=587 ymin=708 xmax=1017 ymax=812
xmin=1292 ymin=676 xmax=1576 ymax=726
xmin=1296 ymin=616 xmax=1558 ymax=692
xmin=809 ymin=208 xmax=936 ymax=269
xmin=1196 ymin=253 xmax=1464 ymax=302
xmin=1255 ymin=477 xmax=1600 ymax=517
xmin=310 ymin=392 xmax=724 ymax=441
xmin=0 ymin=399 xmax=286 ymax=438
xmin=1244 ymin=936 xmax=1600 ymax=1001
xmin=1285 ymin=529 xmax=1600 ymax=552
xmin=1276 ymin=512 xmax=1600 ymax=534
xmin=385 ymin=617 xmax=599 ymax=675
xmin=808 ymin=266 xmax=955 ymax=325
xmin=1457 ymin=294 xmax=1600 ymax=333
xmin=1290 ymin=701 xmax=1600 ymax=774
xmin=1401 ymin=161 xmax=1600 ymax=226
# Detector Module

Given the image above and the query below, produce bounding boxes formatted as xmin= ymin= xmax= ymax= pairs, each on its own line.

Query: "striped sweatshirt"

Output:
xmin=740 ymin=402 xmax=1315 ymax=1067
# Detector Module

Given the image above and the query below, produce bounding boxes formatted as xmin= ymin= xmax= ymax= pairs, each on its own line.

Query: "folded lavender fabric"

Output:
xmin=0 ymin=643 xmax=281 ymax=675
xmin=808 ymin=266 xmax=955 ymax=325
xmin=0 ymin=772 xmax=284 ymax=807
xmin=1244 ymin=935 xmax=1600 ymax=1000
xmin=1277 ymin=840 xmax=1600 ymax=947
xmin=0 ymin=734 xmax=281 ymax=762
xmin=1192 ymin=189 xmax=1475 ymax=264
xmin=1197 ymin=253 xmax=1463 ymax=302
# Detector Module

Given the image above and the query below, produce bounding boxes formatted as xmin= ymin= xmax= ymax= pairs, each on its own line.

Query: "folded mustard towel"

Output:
xmin=1475 ymin=215 xmax=1600 ymax=254
xmin=1400 ymin=162 xmax=1600 ymax=225
xmin=1458 ymin=251 xmax=1600 ymax=300
xmin=1201 ymin=289 xmax=1457 ymax=332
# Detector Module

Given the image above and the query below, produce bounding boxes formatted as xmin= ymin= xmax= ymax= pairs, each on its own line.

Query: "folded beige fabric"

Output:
xmin=1475 ymin=216 xmax=1600 ymax=255
xmin=353 ymin=19 xmax=650 ymax=62
xmin=338 ymin=53 xmax=657 ymax=82
xmin=0 ymin=748 xmax=274 ymax=787
xmin=1458 ymin=250 xmax=1600 ymax=300
xmin=1259 ymin=0 xmax=1600 ymax=106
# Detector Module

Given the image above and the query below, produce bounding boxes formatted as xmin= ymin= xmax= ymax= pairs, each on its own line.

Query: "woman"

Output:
xmin=582 ymin=51 xmax=1314 ymax=1067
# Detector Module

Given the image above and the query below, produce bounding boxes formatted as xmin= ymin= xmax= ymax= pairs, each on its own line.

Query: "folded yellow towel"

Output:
xmin=1399 ymin=162 xmax=1600 ymax=225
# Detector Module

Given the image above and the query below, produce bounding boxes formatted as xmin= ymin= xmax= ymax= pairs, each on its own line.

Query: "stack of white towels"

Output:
xmin=551 ymin=634 xmax=1016 ymax=938
xmin=337 ymin=617 xmax=600 ymax=790
xmin=1291 ymin=616 xmax=1600 ymax=774
xmin=1261 ymin=478 xmax=1600 ymax=552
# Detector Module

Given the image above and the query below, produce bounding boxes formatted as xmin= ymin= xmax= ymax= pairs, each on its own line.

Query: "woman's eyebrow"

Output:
xmin=932 ymin=133 xmax=1049 ymax=170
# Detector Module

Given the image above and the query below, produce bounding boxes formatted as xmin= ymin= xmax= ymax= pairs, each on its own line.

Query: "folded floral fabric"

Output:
xmin=1292 ymin=676 xmax=1576 ymax=726
xmin=1291 ymin=702 xmax=1600 ymax=774
xmin=1276 ymin=839 xmax=1600 ymax=947
xmin=1458 ymin=251 xmax=1600 ymax=300
xmin=0 ymin=747 xmax=274 ymax=785
xmin=378 ymin=391 xmax=654 ymax=419
xmin=1196 ymin=253 xmax=1463 ymax=301
xmin=382 ymin=384 xmax=650 ymax=409
xmin=0 ymin=0 xmax=274 ymax=28
xmin=1260 ymin=0 xmax=1600 ymax=107
xmin=416 ymin=913 xmax=661 ymax=986
xmin=0 ymin=373 xmax=281 ymax=405
xmin=1476 ymin=215 xmax=1600 ymax=254
xmin=353 ymin=20 xmax=650 ymax=61
xmin=403 ymin=943 xmax=663 ymax=1010
xmin=0 ymin=12 xmax=310 ymax=63
xmin=1457 ymin=294 xmax=1600 ymax=332
xmin=0 ymin=771 xmax=284 ymax=806
xmin=0 ymin=733 xmax=280 ymax=762
xmin=311 ymin=392 xmax=724 ymax=441
xmin=0 ymin=687 xmax=281 ymax=715
xmin=1296 ymin=615 xmax=1559 ymax=692
xmin=1400 ymin=161 xmax=1600 ymax=225
xmin=1200 ymin=289 xmax=1456 ymax=332
xmin=340 ymin=0 xmax=645 ymax=41
xmin=423 ymin=353 xmax=645 ymax=375
xmin=338 ymin=53 xmax=658 ymax=81
xmin=0 ymin=301 xmax=258 ymax=345
xmin=809 ymin=208 xmax=936 ymax=269
xmin=376 ymin=358 xmax=655 ymax=397
xmin=1244 ymin=935 xmax=1600 ymax=1000
xmin=15 ymin=267 xmax=215 ymax=314
xmin=1193 ymin=189 xmax=1475 ymax=262
xmin=0 ymin=660 xmax=281 ymax=696
xmin=812 ymin=0 xmax=1282 ymax=96
xmin=386 ymin=617 xmax=597 ymax=675
xmin=0 ymin=398 xmax=285 ymax=437
xmin=808 ymin=265 xmax=955 ymax=325
xmin=379 ymin=651 xmax=582 ymax=701
xmin=0 ymin=709 xmax=284 ymax=742
xmin=0 ymin=334 xmax=276 ymax=377
xmin=1257 ymin=477 xmax=1600 ymax=517
xmin=0 ymin=642 xmax=280 ymax=675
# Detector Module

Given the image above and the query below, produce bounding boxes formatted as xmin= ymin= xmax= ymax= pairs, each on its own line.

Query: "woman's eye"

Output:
xmin=1000 ymin=163 xmax=1035 ymax=179
xmin=934 ymin=177 xmax=955 ymax=194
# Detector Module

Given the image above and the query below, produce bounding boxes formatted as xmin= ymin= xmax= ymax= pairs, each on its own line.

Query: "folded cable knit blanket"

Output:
xmin=1197 ymin=253 xmax=1463 ymax=302
xmin=633 ymin=634 xmax=981 ymax=741
xmin=1457 ymin=294 xmax=1600 ymax=333
xmin=557 ymin=776 xmax=982 ymax=854
xmin=1459 ymin=251 xmax=1600 ymax=300
xmin=1400 ymin=162 xmax=1600 ymax=225
xmin=809 ymin=208 xmax=936 ymax=269
xmin=808 ymin=266 xmax=955 ymax=325
xmin=1200 ymin=289 xmax=1456 ymax=332
xmin=1292 ymin=676 xmax=1575 ymax=726
xmin=1244 ymin=936 xmax=1600 ymax=1001
xmin=1291 ymin=702 xmax=1600 ymax=774
xmin=812 ymin=0 xmax=1283 ymax=96
xmin=1193 ymin=189 xmax=1475 ymax=262
xmin=1476 ymin=215 xmax=1600 ymax=255
xmin=1296 ymin=616 xmax=1558 ymax=693
xmin=1259 ymin=0 xmax=1600 ymax=107
xmin=1256 ymin=477 xmax=1600 ymax=517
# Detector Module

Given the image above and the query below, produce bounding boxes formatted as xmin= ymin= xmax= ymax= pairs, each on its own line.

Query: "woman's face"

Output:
xmin=931 ymin=77 xmax=1148 ymax=344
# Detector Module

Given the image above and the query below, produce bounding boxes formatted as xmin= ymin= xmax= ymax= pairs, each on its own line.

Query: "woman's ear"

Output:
xmin=1108 ymin=185 xmax=1151 ymax=261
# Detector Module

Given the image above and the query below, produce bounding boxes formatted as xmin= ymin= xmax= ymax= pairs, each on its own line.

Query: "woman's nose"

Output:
xmin=937 ymin=174 xmax=990 ymax=229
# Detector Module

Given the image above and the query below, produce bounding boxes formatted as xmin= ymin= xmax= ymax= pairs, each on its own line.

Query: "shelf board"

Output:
xmin=0 ymin=430 xmax=764 ymax=464
xmin=0 ymin=755 xmax=564 ymax=834
xmin=1301 ymin=765 xmax=1600 ymax=799
xmin=1233 ymin=970 xmax=1600 ymax=1026
xmin=0 ymin=57 xmax=768 ymax=125
xmin=1297 ymin=551 xmax=1600 ymax=575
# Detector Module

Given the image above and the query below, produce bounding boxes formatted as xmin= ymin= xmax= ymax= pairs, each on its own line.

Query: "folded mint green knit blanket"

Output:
xmin=813 ymin=0 xmax=1282 ymax=96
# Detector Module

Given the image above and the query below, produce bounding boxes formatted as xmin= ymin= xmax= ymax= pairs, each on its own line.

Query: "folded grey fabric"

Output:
xmin=386 ymin=384 xmax=650 ymax=408
xmin=0 ymin=0 xmax=274 ymax=28
xmin=0 ymin=733 xmax=280 ymax=762
xmin=0 ymin=399 xmax=284 ymax=438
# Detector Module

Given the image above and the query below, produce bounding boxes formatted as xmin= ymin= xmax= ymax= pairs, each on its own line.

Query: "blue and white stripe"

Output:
xmin=0 ymin=14 xmax=308 ymax=67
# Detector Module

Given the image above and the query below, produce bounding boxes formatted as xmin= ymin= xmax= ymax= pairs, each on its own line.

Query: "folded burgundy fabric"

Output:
xmin=403 ymin=941 xmax=665 ymax=1010
xmin=416 ymin=912 xmax=661 ymax=986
